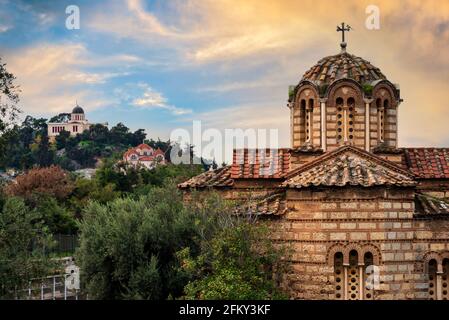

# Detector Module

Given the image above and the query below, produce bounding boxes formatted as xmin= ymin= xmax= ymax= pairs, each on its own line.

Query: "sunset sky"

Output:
xmin=1 ymin=0 xmax=448 ymax=154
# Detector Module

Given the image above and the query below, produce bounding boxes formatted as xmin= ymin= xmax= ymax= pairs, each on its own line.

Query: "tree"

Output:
xmin=68 ymin=178 xmax=120 ymax=217
xmin=76 ymin=184 xmax=199 ymax=299
xmin=0 ymin=57 xmax=20 ymax=134
xmin=5 ymin=165 xmax=74 ymax=204
xmin=129 ymin=129 xmax=146 ymax=146
xmin=35 ymin=196 xmax=78 ymax=234
xmin=32 ymin=134 xmax=54 ymax=167
xmin=49 ymin=113 xmax=70 ymax=123
xmin=0 ymin=58 xmax=21 ymax=161
xmin=55 ymin=129 xmax=71 ymax=150
xmin=109 ymin=122 xmax=130 ymax=145
xmin=0 ymin=197 xmax=56 ymax=298
xmin=181 ymin=222 xmax=290 ymax=300
xmin=76 ymin=183 xmax=289 ymax=300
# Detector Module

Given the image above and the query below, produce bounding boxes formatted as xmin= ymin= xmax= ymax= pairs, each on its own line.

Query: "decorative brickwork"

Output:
xmin=179 ymin=45 xmax=449 ymax=300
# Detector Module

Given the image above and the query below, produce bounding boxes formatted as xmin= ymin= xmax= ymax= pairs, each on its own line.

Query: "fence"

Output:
xmin=53 ymin=234 xmax=78 ymax=254
xmin=17 ymin=257 xmax=86 ymax=300
xmin=21 ymin=274 xmax=82 ymax=300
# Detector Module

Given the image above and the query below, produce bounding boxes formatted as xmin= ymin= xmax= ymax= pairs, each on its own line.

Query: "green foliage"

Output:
xmin=55 ymin=129 xmax=71 ymax=150
xmin=0 ymin=118 xmax=152 ymax=171
xmin=0 ymin=197 xmax=57 ymax=298
xmin=363 ymin=84 xmax=374 ymax=96
xmin=288 ymin=85 xmax=296 ymax=101
xmin=181 ymin=222 xmax=290 ymax=300
xmin=69 ymin=178 xmax=120 ymax=216
xmin=96 ymin=160 xmax=203 ymax=194
xmin=75 ymin=184 xmax=199 ymax=299
xmin=0 ymin=57 xmax=20 ymax=135
xmin=319 ymin=84 xmax=329 ymax=96
xmin=76 ymin=185 xmax=289 ymax=300
xmin=34 ymin=195 xmax=77 ymax=234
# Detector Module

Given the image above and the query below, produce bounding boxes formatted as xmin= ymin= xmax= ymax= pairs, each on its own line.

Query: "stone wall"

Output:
xmin=270 ymin=186 xmax=449 ymax=300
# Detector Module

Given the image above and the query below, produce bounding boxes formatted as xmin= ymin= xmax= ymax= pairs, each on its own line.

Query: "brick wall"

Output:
xmin=271 ymin=186 xmax=449 ymax=300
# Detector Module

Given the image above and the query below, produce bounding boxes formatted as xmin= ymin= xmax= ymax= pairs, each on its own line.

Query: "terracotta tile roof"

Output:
xmin=301 ymin=52 xmax=386 ymax=86
xmin=283 ymin=145 xmax=416 ymax=188
xmin=415 ymin=194 xmax=449 ymax=216
xmin=403 ymin=148 xmax=449 ymax=179
xmin=137 ymin=143 xmax=152 ymax=150
xmin=231 ymin=149 xmax=290 ymax=179
xmin=178 ymin=166 xmax=233 ymax=189
xmin=139 ymin=156 xmax=155 ymax=161
xmin=123 ymin=144 xmax=166 ymax=163
xmin=233 ymin=190 xmax=288 ymax=216
xmin=153 ymin=148 xmax=165 ymax=156
xmin=291 ymin=143 xmax=324 ymax=154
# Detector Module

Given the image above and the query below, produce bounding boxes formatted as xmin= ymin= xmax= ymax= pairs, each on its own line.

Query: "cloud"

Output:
xmin=2 ymin=42 xmax=131 ymax=115
xmin=0 ymin=24 xmax=10 ymax=32
xmin=2 ymin=0 xmax=449 ymax=148
xmin=180 ymin=102 xmax=290 ymax=143
xmin=121 ymin=82 xmax=192 ymax=115
xmin=61 ymin=71 xmax=131 ymax=85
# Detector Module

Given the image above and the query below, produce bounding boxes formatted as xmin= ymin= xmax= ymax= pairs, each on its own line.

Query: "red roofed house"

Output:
xmin=179 ymin=36 xmax=449 ymax=300
xmin=123 ymin=144 xmax=166 ymax=169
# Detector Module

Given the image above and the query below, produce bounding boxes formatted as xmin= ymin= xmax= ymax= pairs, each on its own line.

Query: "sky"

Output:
xmin=0 ymin=0 xmax=448 ymax=162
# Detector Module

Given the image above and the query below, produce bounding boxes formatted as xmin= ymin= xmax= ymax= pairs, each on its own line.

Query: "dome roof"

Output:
xmin=72 ymin=105 xmax=84 ymax=114
xmin=301 ymin=52 xmax=387 ymax=86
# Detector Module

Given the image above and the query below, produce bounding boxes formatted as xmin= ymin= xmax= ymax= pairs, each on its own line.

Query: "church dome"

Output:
xmin=72 ymin=104 xmax=85 ymax=114
xmin=301 ymin=52 xmax=387 ymax=87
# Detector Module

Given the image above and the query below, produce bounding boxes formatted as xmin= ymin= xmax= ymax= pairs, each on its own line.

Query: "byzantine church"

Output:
xmin=179 ymin=25 xmax=449 ymax=300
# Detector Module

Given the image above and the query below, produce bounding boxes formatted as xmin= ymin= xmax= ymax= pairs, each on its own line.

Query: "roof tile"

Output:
xmin=283 ymin=146 xmax=416 ymax=188
xmin=404 ymin=148 xmax=449 ymax=179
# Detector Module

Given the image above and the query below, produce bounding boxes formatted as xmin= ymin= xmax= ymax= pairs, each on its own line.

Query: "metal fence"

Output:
xmin=17 ymin=257 xmax=85 ymax=300
xmin=21 ymin=275 xmax=82 ymax=300
xmin=53 ymin=234 xmax=78 ymax=254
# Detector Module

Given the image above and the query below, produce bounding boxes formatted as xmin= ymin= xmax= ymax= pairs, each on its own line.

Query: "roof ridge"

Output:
xmin=285 ymin=145 xmax=414 ymax=179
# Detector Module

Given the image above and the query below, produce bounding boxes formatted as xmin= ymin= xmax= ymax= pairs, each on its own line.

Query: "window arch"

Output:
xmin=424 ymin=252 xmax=449 ymax=300
xmin=347 ymin=97 xmax=355 ymax=142
xmin=334 ymin=252 xmax=344 ymax=300
xmin=307 ymin=99 xmax=314 ymax=142
xmin=335 ymin=96 xmax=356 ymax=145
xmin=376 ymin=98 xmax=385 ymax=142
xmin=300 ymin=99 xmax=307 ymax=144
xmin=428 ymin=259 xmax=437 ymax=300
xmin=336 ymin=97 xmax=344 ymax=143
xmin=332 ymin=246 xmax=378 ymax=300
xmin=347 ymin=250 xmax=360 ymax=300
xmin=443 ymin=259 xmax=449 ymax=300
xmin=363 ymin=252 xmax=374 ymax=300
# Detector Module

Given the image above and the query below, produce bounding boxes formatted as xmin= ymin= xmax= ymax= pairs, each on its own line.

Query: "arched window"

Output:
xmin=336 ymin=97 xmax=344 ymax=143
xmin=443 ymin=259 xmax=449 ymax=300
xmin=333 ymin=248 xmax=377 ymax=300
xmin=347 ymin=97 xmax=355 ymax=142
xmin=363 ymin=252 xmax=374 ymax=300
xmin=334 ymin=252 xmax=344 ymax=300
xmin=376 ymin=98 xmax=384 ymax=142
xmin=307 ymin=99 xmax=314 ymax=142
xmin=335 ymin=97 xmax=355 ymax=144
xmin=300 ymin=99 xmax=306 ymax=144
xmin=428 ymin=259 xmax=437 ymax=300
xmin=347 ymin=250 xmax=360 ymax=300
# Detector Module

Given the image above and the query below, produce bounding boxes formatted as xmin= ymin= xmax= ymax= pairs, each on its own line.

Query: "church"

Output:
xmin=122 ymin=143 xmax=166 ymax=169
xmin=179 ymin=26 xmax=449 ymax=300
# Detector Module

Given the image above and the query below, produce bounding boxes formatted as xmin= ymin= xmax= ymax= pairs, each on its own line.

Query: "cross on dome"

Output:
xmin=336 ymin=22 xmax=352 ymax=52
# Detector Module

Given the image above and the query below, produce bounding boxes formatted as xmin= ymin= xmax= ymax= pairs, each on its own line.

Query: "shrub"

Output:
xmin=5 ymin=165 xmax=74 ymax=204
xmin=0 ymin=197 xmax=56 ymax=298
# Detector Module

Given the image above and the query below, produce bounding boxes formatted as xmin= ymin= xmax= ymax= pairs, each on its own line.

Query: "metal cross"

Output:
xmin=337 ymin=22 xmax=352 ymax=43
